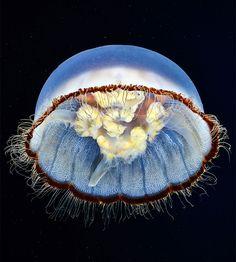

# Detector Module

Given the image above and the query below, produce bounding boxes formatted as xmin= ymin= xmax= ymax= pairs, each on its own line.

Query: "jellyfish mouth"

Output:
xmin=74 ymin=89 xmax=168 ymax=161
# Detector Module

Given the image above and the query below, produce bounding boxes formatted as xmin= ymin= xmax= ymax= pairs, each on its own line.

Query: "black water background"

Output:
xmin=1 ymin=1 xmax=235 ymax=261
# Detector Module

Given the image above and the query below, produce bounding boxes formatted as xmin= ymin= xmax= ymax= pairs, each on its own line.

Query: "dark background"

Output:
xmin=1 ymin=0 xmax=235 ymax=261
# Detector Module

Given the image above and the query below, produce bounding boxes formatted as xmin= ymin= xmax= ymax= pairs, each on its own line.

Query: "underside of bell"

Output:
xmin=25 ymin=85 xmax=219 ymax=204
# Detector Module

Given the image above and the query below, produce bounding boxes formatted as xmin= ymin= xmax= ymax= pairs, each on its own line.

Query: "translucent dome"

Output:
xmin=35 ymin=45 xmax=203 ymax=120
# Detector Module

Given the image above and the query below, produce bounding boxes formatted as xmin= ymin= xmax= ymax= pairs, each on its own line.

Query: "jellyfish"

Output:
xmin=6 ymin=45 xmax=229 ymax=223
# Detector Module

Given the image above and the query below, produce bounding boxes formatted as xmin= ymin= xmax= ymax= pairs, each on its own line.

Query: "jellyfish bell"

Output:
xmin=6 ymin=45 xmax=229 ymax=223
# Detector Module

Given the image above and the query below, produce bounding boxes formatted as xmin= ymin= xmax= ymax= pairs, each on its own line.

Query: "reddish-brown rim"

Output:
xmin=25 ymin=84 xmax=220 ymax=205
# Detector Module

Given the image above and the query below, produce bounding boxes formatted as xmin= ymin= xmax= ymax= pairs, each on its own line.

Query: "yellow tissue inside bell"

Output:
xmin=74 ymin=89 xmax=168 ymax=160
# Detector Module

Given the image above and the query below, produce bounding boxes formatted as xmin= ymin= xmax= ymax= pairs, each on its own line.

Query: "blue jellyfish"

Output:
xmin=6 ymin=45 xmax=229 ymax=223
